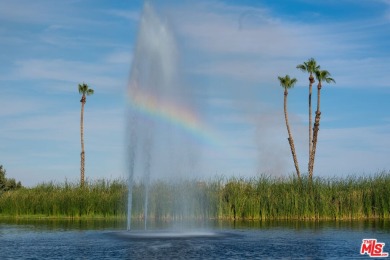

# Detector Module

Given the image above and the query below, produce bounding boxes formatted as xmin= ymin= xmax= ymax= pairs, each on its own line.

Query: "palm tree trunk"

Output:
xmin=80 ymin=95 xmax=86 ymax=187
xmin=309 ymin=83 xmax=321 ymax=179
xmin=284 ymin=88 xmax=301 ymax=179
xmin=308 ymin=74 xmax=314 ymax=174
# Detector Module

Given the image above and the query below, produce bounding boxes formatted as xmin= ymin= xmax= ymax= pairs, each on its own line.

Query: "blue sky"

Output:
xmin=1 ymin=0 xmax=389 ymax=186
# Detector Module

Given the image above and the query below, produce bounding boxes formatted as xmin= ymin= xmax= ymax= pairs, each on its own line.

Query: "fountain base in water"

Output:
xmin=112 ymin=230 xmax=227 ymax=240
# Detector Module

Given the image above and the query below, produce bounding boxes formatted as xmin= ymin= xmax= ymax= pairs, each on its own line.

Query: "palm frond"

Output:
xmin=297 ymin=58 xmax=320 ymax=74
xmin=290 ymin=78 xmax=298 ymax=86
xmin=277 ymin=76 xmax=284 ymax=84
xmin=78 ymin=83 xmax=94 ymax=95
xmin=326 ymin=78 xmax=335 ymax=84
xmin=86 ymin=89 xmax=94 ymax=95
xmin=314 ymin=70 xmax=322 ymax=81
xmin=315 ymin=69 xmax=336 ymax=84
xmin=307 ymin=58 xmax=320 ymax=74
xmin=78 ymin=84 xmax=86 ymax=94
xmin=277 ymin=75 xmax=297 ymax=89
xmin=296 ymin=63 xmax=307 ymax=72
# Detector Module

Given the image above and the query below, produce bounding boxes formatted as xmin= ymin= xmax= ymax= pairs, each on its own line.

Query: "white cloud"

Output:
xmin=189 ymin=58 xmax=297 ymax=84
xmin=0 ymin=1 xmax=60 ymax=24
xmin=173 ymin=2 xmax=355 ymax=58
xmin=175 ymin=9 xmax=301 ymax=57
xmin=3 ymin=107 xmax=123 ymax=141
xmin=106 ymin=9 xmax=140 ymax=22
xmin=13 ymin=59 xmax=127 ymax=92
xmin=171 ymin=1 xmax=390 ymax=89
xmin=1 ymin=107 xmax=126 ymax=186
xmin=329 ymin=58 xmax=390 ymax=88
xmin=379 ymin=0 xmax=390 ymax=19
xmin=0 ymin=96 xmax=48 ymax=116
xmin=3 ymin=111 xmax=79 ymax=141
xmin=313 ymin=125 xmax=390 ymax=176
xmin=105 ymin=51 xmax=133 ymax=64
xmin=0 ymin=1 xmax=99 ymax=27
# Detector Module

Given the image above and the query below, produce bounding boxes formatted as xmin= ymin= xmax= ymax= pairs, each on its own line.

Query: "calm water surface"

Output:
xmin=0 ymin=219 xmax=389 ymax=259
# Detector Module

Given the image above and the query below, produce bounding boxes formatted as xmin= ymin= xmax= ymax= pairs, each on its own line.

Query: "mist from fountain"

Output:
xmin=126 ymin=1 xmax=200 ymax=231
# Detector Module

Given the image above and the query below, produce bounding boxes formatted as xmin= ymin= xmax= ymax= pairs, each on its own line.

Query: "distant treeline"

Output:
xmin=0 ymin=165 xmax=22 ymax=193
xmin=0 ymin=172 xmax=389 ymax=220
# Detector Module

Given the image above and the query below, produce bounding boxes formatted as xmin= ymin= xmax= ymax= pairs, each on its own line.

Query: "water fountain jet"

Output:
xmin=126 ymin=1 xmax=202 ymax=231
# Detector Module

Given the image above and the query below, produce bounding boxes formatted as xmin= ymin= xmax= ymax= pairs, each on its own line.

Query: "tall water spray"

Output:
xmin=127 ymin=2 xmax=196 ymax=231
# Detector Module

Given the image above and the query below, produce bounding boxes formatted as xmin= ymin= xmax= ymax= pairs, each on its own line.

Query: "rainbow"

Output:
xmin=127 ymin=86 xmax=218 ymax=146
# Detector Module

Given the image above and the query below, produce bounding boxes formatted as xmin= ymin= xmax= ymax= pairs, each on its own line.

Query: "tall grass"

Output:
xmin=219 ymin=173 xmax=390 ymax=220
xmin=0 ymin=179 xmax=127 ymax=218
xmin=0 ymin=172 xmax=389 ymax=220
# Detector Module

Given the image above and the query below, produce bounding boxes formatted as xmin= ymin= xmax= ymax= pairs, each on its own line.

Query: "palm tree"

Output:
xmin=278 ymin=75 xmax=301 ymax=179
xmin=308 ymin=70 xmax=335 ymax=179
xmin=78 ymin=83 xmax=94 ymax=187
xmin=296 ymin=58 xmax=320 ymax=173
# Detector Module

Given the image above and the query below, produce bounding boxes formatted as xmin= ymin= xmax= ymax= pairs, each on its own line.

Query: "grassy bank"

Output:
xmin=0 ymin=179 xmax=127 ymax=219
xmin=0 ymin=172 xmax=389 ymax=220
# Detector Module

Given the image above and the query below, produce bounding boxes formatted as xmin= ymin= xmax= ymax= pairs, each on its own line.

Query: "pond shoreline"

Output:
xmin=1 ymin=214 xmax=389 ymax=221
xmin=1 ymin=172 xmax=389 ymax=220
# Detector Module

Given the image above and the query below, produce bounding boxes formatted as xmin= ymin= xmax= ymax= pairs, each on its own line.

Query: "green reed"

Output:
xmin=0 ymin=179 xmax=128 ymax=218
xmin=0 ymin=172 xmax=389 ymax=220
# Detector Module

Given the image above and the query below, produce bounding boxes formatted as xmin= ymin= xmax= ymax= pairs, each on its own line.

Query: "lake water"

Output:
xmin=0 ymin=219 xmax=389 ymax=259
